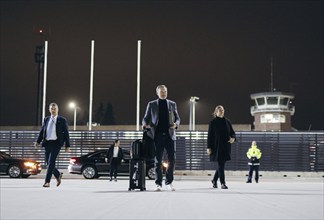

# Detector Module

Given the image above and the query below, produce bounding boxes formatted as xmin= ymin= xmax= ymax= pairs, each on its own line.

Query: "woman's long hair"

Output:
xmin=212 ymin=105 xmax=224 ymax=118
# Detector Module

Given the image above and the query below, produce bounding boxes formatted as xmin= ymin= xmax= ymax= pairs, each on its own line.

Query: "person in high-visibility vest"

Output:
xmin=246 ymin=141 xmax=262 ymax=183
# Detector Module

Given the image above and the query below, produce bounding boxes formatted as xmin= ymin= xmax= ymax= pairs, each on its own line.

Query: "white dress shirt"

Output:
xmin=46 ymin=116 xmax=58 ymax=140
xmin=113 ymin=147 xmax=119 ymax=158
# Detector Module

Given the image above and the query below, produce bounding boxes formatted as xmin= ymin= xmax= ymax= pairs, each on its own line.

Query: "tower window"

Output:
xmin=266 ymin=97 xmax=278 ymax=105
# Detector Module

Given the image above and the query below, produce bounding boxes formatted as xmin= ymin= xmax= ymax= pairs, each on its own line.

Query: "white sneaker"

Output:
xmin=166 ymin=184 xmax=175 ymax=191
xmin=154 ymin=185 xmax=162 ymax=191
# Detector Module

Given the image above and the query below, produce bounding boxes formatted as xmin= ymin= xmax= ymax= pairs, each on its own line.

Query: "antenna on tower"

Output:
xmin=270 ymin=56 xmax=274 ymax=92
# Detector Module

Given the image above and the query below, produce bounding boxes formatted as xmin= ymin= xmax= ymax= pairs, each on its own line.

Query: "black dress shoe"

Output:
xmin=211 ymin=180 xmax=217 ymax=188
xmin=221 ymin=184 xmax=228 ymax=189
xmin=246 ymin=180 xmax=252 ymax=183
xmin=43 ymin=182 xmax=50 ymax=187
xmin=56 ymin=173 xmax=63 ymax=187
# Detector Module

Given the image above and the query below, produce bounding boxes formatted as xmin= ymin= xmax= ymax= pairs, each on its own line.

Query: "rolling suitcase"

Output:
xmin=131 ymin=133 xmax=155 ymax=160
xmin=128 ymin=159 xmax=146 ymax=191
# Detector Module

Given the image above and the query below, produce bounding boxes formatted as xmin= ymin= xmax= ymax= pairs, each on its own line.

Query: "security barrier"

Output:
xmin=0 ymin=131 xmax=323 ymax=172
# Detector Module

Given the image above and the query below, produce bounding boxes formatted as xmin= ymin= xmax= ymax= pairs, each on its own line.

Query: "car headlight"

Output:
xmin=24 ymin=162 xmax=36 ymax=167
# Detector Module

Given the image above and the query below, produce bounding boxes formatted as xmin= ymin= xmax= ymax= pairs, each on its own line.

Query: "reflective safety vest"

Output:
xmin=246 ymin=145 xmax=262 ymax=165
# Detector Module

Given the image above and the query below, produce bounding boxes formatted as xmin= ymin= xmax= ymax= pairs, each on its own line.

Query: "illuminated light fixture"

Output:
xmin=69 ymin=102 xmax=77 ymax=131
xmin=189 ymin=96 xmax=200 ymax=131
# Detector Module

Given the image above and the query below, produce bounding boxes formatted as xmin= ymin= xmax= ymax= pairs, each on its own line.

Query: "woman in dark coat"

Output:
xmin=207 ymin=105 xmax=236 ymax=189
xmin=106 ymin=140 xmax=123 ymax=181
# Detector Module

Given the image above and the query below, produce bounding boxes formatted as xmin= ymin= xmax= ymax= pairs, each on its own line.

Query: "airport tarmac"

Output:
xmin=0 ymin=173 xmax=323 ymax=220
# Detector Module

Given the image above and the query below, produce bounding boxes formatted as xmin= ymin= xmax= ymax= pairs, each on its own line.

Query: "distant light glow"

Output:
xmin=69 ymin=102 xmax=76 ymax=109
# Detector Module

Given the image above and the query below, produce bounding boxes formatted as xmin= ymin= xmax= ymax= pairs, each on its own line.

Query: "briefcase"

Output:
xmin=142 ymin=129 xmax=155 ymax=160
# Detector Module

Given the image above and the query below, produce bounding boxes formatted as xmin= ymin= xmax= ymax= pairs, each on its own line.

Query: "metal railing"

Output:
xmin=0 ymin=131 xmax=323 ymax=172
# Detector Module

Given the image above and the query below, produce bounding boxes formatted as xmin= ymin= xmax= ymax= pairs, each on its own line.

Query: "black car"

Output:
xmin=0 ymin=151 xmax=42 ymax=178
xmin=68 ymin=149 xmax=164 ymax=179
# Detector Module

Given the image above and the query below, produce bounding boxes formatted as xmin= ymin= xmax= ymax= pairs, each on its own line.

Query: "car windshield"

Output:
xmin=83 ymin=151 xmax=105 ymax=158
xmin=82 ymin=149 xmax=130 ymax=159
xmin=0 ymin=152 xmax=12 ymax=159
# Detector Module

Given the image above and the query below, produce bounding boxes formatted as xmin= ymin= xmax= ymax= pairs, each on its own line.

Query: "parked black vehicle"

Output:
xmin=68 ymin=149 xmax=166 ymax=179
xmin=0 ymin=151 xmax=42 ymax=178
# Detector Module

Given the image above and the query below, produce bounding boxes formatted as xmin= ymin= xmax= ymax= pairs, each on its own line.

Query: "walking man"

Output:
xmin=35 ymin=103 xmax=71 ymax=187
xmin=142 ymin=85 xmax=180 ymax=191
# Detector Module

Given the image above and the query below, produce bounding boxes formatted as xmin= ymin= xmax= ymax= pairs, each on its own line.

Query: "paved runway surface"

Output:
xmin=1 ymin=174 xmax=323 ymax=220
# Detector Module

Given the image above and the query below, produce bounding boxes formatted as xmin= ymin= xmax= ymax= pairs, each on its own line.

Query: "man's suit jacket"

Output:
xmin=142 ymin=99 xmax=180 ymax=140
xmin=37 ymin=115 xmax=70 ymax=148
xmin=106 ymin=145 xmax=123 ymax=164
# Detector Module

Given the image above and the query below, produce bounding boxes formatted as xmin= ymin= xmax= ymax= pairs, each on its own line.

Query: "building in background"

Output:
xmin=250 ymin=92 xmax=295 ymax=131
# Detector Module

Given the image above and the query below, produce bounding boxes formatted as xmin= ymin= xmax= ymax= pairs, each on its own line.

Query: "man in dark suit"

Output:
xmin=142 ymin=85 xmax=180 ymax=191
xmin=35 ymin=103 xmax=71 ymax=187
xmin=105 ymin=140 xmax=123 ymax=181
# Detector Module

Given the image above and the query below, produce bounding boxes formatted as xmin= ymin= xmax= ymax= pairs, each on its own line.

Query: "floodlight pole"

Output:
xmin=41 ymin=41 xmax=48 ymax=124
xmin=89 ymin=40 xmax=95 ymax=131
xmin=35 ymin=46 xmax=44 ymax=125
xmin=136 ymin=40 xmax=141 ymax=131
xmin=189 ymin=96 xmax=199 ymax=131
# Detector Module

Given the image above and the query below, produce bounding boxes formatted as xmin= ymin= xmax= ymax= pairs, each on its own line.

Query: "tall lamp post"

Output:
xmin=34 ymin=28 xmax=50 ymax=125
xmin=69 ymin=102 xmax=77 ymax=131
xmin=35 ymin=45 xmax=44 ymax=125
xmin=189 ymin=96 xmax=200 ymax=131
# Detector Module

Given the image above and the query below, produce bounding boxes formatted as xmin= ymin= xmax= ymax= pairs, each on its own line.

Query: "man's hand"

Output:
xmin=34 ymin=142 xmax=40 ymax=149
xmin=228 ymin=138 xmax=235 ymax=144
xmin=143 ymin=124 xmax=151 ymax=129
xmin=65 ymin=147 xmax=71 ymax=153
xmin=171 ymin=123 xmax=177 ymax=129
xmin=207 ymin=148 xmax=212 ymax=155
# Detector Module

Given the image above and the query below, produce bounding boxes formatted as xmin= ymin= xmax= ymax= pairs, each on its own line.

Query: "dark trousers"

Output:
xmin=110 ymin=158 xmax=119 ymax=179
xmin=247 ymin=165 xmax=259 ymax=182
xmin=213 ymin=160 xmax=226 ymax=185
xmin=44 ymin=140 xmax=61 ymax=183
xmin=154 ymin=132 xmax=175 ymax=186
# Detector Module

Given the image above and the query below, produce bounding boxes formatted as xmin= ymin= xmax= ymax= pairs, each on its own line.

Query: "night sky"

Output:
xmin=1 ymin=0 xmax=323 ymax=130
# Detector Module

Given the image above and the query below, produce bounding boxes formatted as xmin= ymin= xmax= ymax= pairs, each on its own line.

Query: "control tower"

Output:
xmin=250 ymin=92 xmax=295 ymax=131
